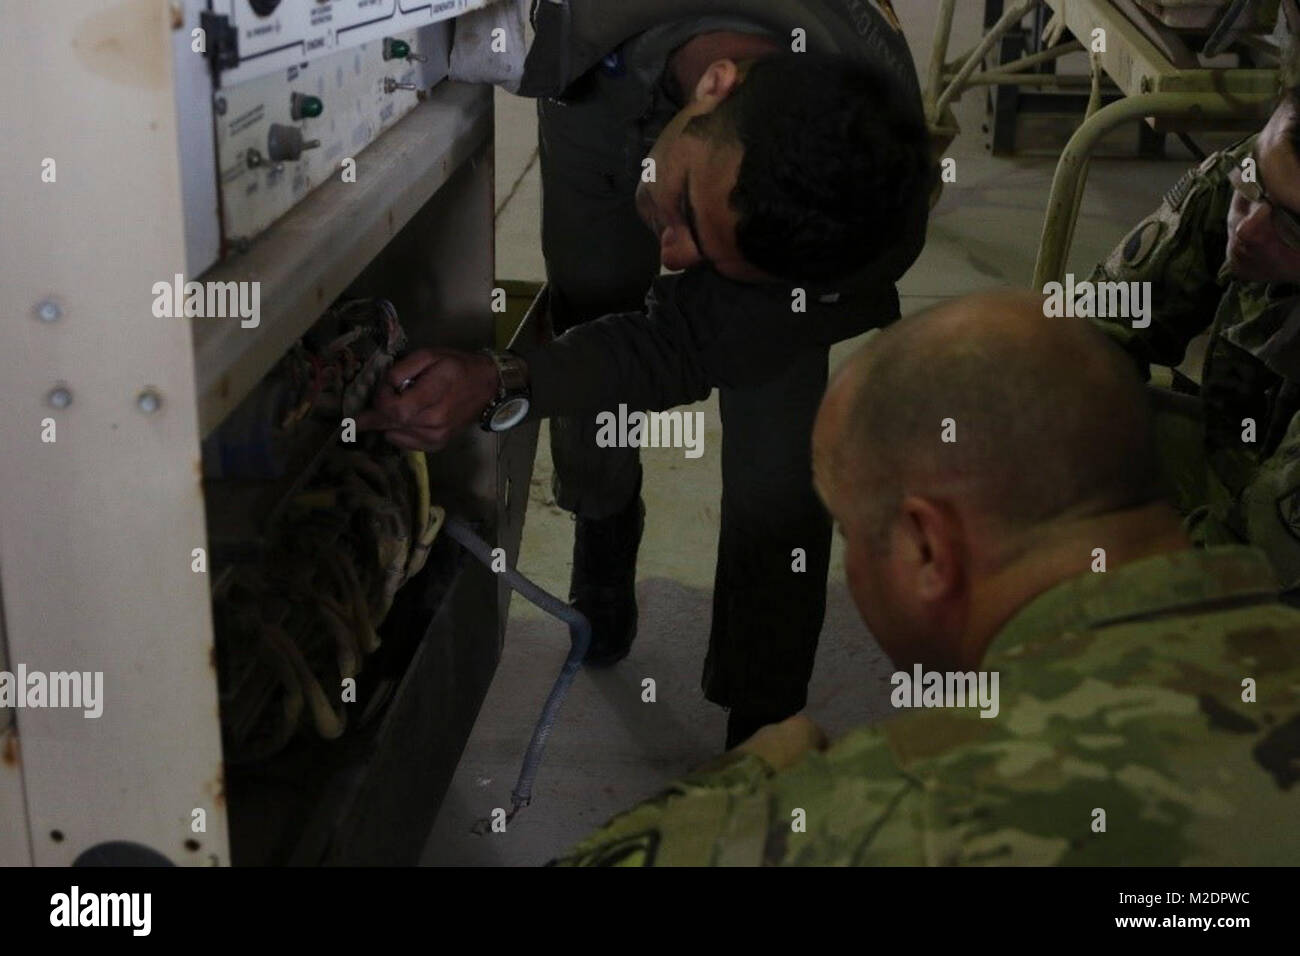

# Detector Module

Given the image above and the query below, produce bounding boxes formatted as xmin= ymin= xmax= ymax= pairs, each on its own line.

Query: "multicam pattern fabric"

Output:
xmin=553 ymin=547 xmax=1300 ymax=865
xmin=1090 ymin=136 xmax=1300 ymax=588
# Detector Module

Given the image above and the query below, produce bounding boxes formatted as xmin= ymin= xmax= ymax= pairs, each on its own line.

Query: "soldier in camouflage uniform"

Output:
xmin=552 ymin=291 xmax=1300 ymax=866
xmin=1090 ymin=88 xmax=1300 ymax=592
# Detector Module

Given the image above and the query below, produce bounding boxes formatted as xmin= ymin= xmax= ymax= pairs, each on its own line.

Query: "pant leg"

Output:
xmin=703 ymin=344 xmax=832 ymax=715
xmin=537 ymin=81 xmax=661 ymax=519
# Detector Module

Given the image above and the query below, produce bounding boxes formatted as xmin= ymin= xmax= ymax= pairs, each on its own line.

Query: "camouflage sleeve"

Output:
xmin=548 ymin=751 xmax=775 ymax=867
xmin=549 ymin=718 xmax=1111 ymax=867
xmin=1088 ymin=138 xmax=1250 ymax=376
xmin=556 ymin=569 xmax=1300 ymax=867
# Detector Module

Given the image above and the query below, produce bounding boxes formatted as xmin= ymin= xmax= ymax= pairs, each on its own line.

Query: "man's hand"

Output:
xmin=356 ymin=348 xmax=498 ymax=451
xmin=732 ymin=714 xmax=828 ymax=772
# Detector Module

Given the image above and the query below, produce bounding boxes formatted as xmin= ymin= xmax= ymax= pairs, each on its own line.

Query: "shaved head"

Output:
xmin=814 ymin=289 xmax=1185 ymax=670
xmin=818 ymin=290 xmax=1163 ymax=552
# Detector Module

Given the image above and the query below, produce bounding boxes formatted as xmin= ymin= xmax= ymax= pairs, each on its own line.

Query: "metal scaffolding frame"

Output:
xmin=921 ymin=0 xmax=1280 ymax=285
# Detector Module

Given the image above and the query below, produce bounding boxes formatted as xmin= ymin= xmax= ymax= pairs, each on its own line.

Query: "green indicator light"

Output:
xmin=290 ymin=93 xmax=323 ymax=120
xmin=384 ymin=38 xmax=411 ymax=60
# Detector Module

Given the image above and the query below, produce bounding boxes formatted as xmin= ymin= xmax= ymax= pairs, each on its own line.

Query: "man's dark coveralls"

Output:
xmin=513 ymin=1 xmax=930 ymax=721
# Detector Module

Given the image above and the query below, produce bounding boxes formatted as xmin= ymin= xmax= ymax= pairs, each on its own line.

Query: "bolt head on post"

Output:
xmin=136 ymin=390 xmax=162 ymax=414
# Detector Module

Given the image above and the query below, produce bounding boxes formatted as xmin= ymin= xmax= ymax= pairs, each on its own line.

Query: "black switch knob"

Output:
xmin=266 ymin=124 xmax=320 ymax=162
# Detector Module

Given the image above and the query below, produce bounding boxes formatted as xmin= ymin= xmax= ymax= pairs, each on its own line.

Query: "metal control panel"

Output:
xmin=178 ymin=0 xmax=503 ymax=270
xmin=214 ymin=25 xmax=450 ymax=244
xmin=207 ymin=0 xmax=490 ymax=84
xmin=1 ymin=0 xmax=504 ymax=867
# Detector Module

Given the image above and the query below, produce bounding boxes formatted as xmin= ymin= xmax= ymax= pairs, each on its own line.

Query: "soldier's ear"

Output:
xmin=898 ymin=495 xmax=965 ymax=604
xmin=692 ymin=59 xmax=742 ymax=109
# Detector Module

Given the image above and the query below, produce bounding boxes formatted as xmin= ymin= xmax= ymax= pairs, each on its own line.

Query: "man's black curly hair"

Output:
xmin=686 ymin=53 xmax=933 ymax=284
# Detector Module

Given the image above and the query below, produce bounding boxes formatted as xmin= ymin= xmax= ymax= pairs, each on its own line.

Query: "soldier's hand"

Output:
xmin=356 ymin=348 xmax=498 ymax=452
xmin=733 ymin=714 xmax=828 ymax=772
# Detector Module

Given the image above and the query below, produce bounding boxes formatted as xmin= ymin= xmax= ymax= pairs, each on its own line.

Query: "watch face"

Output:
xmin=489 ymin=397 xmax=530 ymax=432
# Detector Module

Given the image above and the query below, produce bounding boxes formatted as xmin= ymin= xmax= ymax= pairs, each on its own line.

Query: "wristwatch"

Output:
xmin=479 ymin=349 xmax=531 ymax=433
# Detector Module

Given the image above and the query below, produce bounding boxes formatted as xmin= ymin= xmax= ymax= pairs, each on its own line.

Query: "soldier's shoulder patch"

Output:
xmin=871 ymin=0 xmax=905 ymax=33
xmin=1164 ymin=167 xmax=1198 ymax=211
xmin=1121 ymin=217 xmax=1164 ymax=268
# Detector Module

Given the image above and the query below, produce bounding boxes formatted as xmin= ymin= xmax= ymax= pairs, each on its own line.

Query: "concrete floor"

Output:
xmin=422 ymin=0 xmax=1214 ymax=865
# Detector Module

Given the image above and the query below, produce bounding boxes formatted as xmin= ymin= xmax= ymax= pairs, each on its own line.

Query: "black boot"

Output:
xmin=571 ymin=489 xmax=645 ymax=667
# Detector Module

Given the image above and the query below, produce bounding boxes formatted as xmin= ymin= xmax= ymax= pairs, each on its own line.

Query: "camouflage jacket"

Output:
xmin=551 ymin=546 xmax=1300 ymax=866
xmin=1090 ymin=136 xmax=1300 ymax=500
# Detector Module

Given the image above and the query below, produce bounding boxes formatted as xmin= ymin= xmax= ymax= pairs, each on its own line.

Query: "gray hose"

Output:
xmin=442 ymin=516 xmax=590 ymax=824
